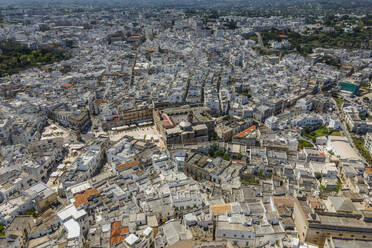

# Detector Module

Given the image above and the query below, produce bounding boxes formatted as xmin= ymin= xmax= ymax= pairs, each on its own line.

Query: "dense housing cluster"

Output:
xmin=0 ymin=6 xmax=371 ymax=248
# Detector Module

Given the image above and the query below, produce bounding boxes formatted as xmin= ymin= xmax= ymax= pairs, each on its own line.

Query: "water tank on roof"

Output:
xmin=179 ymin=121 xmax=191 ymax=130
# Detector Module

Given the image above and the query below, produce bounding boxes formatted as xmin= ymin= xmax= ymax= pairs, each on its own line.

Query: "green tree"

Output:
xmin=0 ymin=40 xmax=66 ymax=77
xmin=222 ymin=153 xmax=231 ymax=161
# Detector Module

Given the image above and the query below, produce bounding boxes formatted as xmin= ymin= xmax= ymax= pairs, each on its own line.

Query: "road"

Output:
xmin=183 ymin=71 xmax=194 ymax=103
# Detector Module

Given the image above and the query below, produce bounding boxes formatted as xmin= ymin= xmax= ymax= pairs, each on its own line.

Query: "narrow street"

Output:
xmin=183 ymin=71 xmax=192 ymax=102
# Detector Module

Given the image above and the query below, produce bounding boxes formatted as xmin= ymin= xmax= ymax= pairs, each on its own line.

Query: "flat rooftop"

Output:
xmin=328 ymin=136 xmax=361 ymax=161
xmin=316 ymin=214 xmax=372 ymax=230
xmin=217 ymin=221 xmax=254 ymax=232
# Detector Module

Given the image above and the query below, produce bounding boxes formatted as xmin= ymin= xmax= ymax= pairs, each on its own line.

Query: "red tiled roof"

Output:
xmin=73 ymin=188 xmax=99 ymax=208
xmin=110 ymin=221 xmax=129 ymax=247
xmin=169 ymin=116 xmax=176 ymax=127
xmin=62 ymin=83 xmax=73 ymax=87
xmin=308 ymin=196 xmax=323 ymax=209
xmin=116 ymin=160 xmax=138 ymax=172
xmin=278 ymin=34 xmax=288 ymax=38
xmin=161 ymin=113 xmax=175 ymax=128
xmin=162 ymin=120 xmax=172 ymax=127
xmin=365 ymin=168 xmax=372 ymax=175
xmin=234 ymin=125 xmax=256 ymax=138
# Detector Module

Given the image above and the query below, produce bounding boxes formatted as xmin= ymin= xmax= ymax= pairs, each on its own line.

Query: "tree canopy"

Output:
xmin=0 ymin=40 xmax=67 ymax=77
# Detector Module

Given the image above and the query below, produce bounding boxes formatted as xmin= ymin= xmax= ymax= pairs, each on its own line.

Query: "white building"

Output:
xmin=265 ymin=116 xmax=279 ymax=130
xmin=328 ymin=118 xmax=341 ymax=130
xmin=365 ymin=132 xmax=372 ymax=154
xmin=295 ymin=98 xmax=312 ymax=111
xmin=0 ymin=118 xmax=11 ymax=144
xmin=75 ymin=145 xmax=103 ymax=177
xmin=107 ymin=137 xmax=136 ymax=171
xmin=57 ymin=204 xmax=88 ymax=243
xmin=293 ymin=115 xmax=323 ymax=127
xmin=170 ymin=188 xmax=203 ymax=210
xmin=215 ymin=214 xmax=255 ymax=247
xmin=0 ymin=196 xmax=33 ymax=225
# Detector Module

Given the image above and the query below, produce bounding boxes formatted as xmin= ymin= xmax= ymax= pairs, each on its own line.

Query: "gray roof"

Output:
xmin=329 ymin=197 xmax=355 ymax=213
xmin=162 ymin=221 xmax=193 ymax=246
xmin=331 ymin=237 xmax=372 ymax=248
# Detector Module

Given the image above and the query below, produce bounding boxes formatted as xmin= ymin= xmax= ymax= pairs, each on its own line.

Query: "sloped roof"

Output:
xmin=234 ymin=125 xmax=256 ymax=138
xmin=73 ymin=188 xmax=99 ymax=208
xmin=329 ymin=197 xmax=355 ymax=213
xmin=116 ymin=160 xmax=138 ymax=172
xmin=110 ymin=221 xmax=129 ymax=247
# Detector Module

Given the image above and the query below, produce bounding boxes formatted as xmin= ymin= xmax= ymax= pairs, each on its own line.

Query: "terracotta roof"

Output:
xmin=73 ymin=188 xmax=99 ymax=208
xmin=162 ymin=119 xmax=173 ymax=127
xmin=169 ymin=117 xmax=176 ymax=127
xmin=210 ymin=203 xmax=232 ymax=215
xmin=272 ymin=196 xmax=294 ymax=208
xmin=161 ymin=113 xmax=175 ymax=128
xmin=234 ymin=125 xmax=256 ymax=138
xmin=62 ymin=83 xmax=73 ymax=87
xmin=365 ymin=168 xmax=372 ymax=175
xmin=116 ymin=160 xmax=138 ymax=172
xmin=110 ymin=221 xmax=129 ymax=247
xmin=232 ymin=160 xmax=246 ymax=165
xmin=308 ymin=196 xmax=323 ymax=210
